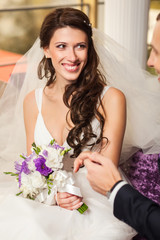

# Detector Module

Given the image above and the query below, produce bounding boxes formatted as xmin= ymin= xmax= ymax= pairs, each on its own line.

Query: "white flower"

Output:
xmin=26 ymin=152 xmax=37 ymax=171
xmin=27 ymin=159 xmax=36 ymax=171
xmin=20 ymin=171 xmax=46 ymax=198
xmin=30 ymin=171 xmax=46 ymax=188
xmin=44 ymin=147 xmax=64 ymax=170
xmin=20 ymin=172 xmax=38 ymax=198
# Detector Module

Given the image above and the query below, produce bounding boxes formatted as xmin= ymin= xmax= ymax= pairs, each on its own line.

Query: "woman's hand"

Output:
xmin=74 ymin=151 xmax=92 ymax=172
xmin=56 ymin=192 xmax=83 ymax=210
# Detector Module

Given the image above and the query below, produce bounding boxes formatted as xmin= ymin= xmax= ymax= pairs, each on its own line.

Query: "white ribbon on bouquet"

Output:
xmin=36 ymin=170 xmax=82 ymax=205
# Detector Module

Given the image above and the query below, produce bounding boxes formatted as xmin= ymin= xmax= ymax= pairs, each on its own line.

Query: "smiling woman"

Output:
xmin=43 ymin=27 xmax=88 ymax=84
xmin=0 ymin=7 xmax=137 ymax=240
xmin=23 ymin=8 xmax=128 ymax=214
xmin=35 ymin=8 xmax=109 ymax=162
xmin=1 ymin=7 xmax=160 ymax=240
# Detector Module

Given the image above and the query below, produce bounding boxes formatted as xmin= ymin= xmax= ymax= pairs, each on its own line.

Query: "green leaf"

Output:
xmin=60 ymin=148 xmax=71 ymax=156
xmin=50 ymin=139 xmax=55 ymax=145
xmin=48 ymin=189 xmax=51 ymax=195
xmin=4 ymin=172 xmax=18 ymax=177
xmin=33 ymin=146 xmax=41 ymax=155
xmin=16 ymin=192 xmax=22 ymax=196
xmin=32 ymin=142 xmax=36 ymax=148
xmin=28 ymin=196 xmax=35 ymax=200
xmin=20 ymin=154 xmax=26 ymax=159
xmin=32 ymin=142 xmax=41 ymax=155
xmin=36 ymin=147 xmax=41 ymax=154
xmin=48 ymin=174 xmax=53 ymax=180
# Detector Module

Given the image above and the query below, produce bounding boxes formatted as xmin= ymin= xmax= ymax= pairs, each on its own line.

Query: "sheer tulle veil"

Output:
xmin=0 ymin=28 xmax=160 ymax=173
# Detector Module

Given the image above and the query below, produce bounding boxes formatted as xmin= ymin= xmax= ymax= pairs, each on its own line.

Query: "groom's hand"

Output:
xmin=74 ymin=152 xmax=122 ymax=196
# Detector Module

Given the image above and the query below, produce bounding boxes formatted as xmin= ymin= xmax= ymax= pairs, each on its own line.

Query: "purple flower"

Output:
xmin=22 ymin=161 xmax=31 ymax=175
xmin=34 ymin=155 xmax=52 ymax=176
xmin=15 ymin=161 xmax=30 ymax=175
xmin=51 ymin=143 xmax=64 ymax=150
xmin=15 ymin=160 xmax=31 ymax=187
xmin=42 ymin=150 xmax=48 ymax=157
xmin=25 ymin=151 xmax=36 ymax=162
xmin=15 ymin=161 xmax=22 ymax=174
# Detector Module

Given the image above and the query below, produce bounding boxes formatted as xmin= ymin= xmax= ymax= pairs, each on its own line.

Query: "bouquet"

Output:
xmin=4 ymin=139 xmax=88 ymax=214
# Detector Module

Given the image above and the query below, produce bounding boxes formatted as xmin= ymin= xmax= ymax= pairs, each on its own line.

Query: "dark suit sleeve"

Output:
xmin=114 ymin=184 xmax=160 ymax=240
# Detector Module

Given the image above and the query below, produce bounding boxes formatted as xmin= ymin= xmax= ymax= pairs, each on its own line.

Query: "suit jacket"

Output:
xmin=114 ymin=184 xmax=160 ymax=240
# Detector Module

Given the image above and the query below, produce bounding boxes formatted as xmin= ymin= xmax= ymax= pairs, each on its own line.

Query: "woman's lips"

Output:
xmin=62 ymin=63 xmax=80 ymax=72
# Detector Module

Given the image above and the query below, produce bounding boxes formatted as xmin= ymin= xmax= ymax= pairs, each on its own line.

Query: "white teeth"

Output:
xmin=64 ymin=65 xmax=77 ymax=70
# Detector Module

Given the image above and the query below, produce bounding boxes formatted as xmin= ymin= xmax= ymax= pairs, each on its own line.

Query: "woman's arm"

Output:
xmin=100 ymin=87 xmax=126 ymax=166
xmin=23 ymin=90 xmax=38 ymax=155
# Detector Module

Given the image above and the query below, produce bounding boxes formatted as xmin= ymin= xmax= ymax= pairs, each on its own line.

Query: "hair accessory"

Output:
xmin=83 ymin=20 xmax=92 ymax=27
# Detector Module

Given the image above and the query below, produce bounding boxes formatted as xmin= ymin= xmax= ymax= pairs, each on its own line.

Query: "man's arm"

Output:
xmin=74 ymin=152 xmax=160 ymax=240
xmin=114 ymin=183 xmax=160 ymax=240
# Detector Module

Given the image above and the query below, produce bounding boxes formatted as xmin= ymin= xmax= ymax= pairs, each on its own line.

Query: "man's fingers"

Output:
xmin=90 ymin=152 xmax=105 ymax=165
xmin=84 ymin=159 xmax=103 ymax=175
xmin=83 ymin=159 xmax=94 ymax=168
xmin=74 ymin=151 xmax=105 ymax=172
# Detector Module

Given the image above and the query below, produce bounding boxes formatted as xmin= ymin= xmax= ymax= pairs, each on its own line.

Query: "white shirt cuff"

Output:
xmin=108 ymin=181 xmax=128 ymax=206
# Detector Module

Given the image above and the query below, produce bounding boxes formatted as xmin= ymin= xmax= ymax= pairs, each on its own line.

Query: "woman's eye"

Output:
xmin=56 ymin=44 xmax=65 ymax=49
xmin=77 ymin=44 xmax=86 ymax=49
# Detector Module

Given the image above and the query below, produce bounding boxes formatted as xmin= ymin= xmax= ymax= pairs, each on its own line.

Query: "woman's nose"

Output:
xmin=147 ymin=50 xmax=154 ymax=68
xmin=68 ymin=48 xmax=78 ymax=62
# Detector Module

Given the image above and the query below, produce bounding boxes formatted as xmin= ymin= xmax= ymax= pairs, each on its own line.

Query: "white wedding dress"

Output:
xmin=0 ymin=86 xmax=136 ymax=240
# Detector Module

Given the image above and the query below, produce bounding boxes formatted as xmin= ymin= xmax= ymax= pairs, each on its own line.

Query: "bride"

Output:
xmin=0 ymin=7 xmax=160 ymax=240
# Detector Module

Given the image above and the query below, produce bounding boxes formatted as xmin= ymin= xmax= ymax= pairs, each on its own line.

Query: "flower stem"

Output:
xmin=77 ymin=203 xmax=88 ymax=214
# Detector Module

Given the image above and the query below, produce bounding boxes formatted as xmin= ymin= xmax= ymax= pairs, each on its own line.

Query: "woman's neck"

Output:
xmin=50 ymin=76 xmax=71 ymax=95
xmin=45 ymin=78 xmax=70 ymax=102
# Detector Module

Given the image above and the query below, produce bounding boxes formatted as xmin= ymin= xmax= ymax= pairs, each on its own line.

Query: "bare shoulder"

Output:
xmin=23 ymin=90 xmax=38 ymax=114
xmin=102 ymin=87 xmax=126 ymax=117
xmin=103 ymin=87 xmax=126 ymax=106
xmin=24 ymin=90 xmax=35 ymax=105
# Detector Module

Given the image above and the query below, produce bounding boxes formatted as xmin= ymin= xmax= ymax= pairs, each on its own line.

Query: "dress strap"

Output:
xmin=96 ymin=85 xmax=111 ymax=109
xmin=101 ymin=85 xmax=111 ymax=100
xmin=35 ymin=88 xmax=43 ymax=113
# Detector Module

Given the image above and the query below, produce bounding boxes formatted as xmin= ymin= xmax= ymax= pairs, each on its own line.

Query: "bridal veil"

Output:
xmin=0 ymin=28 xmax=160 ymax=173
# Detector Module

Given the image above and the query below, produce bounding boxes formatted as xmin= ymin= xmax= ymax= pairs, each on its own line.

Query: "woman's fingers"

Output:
xmin=60 ymin=198 xmax=83 ymax=210
xmin=74 ymin=151 xmax=93 ymax=172
xmin=56 ymin=192 xmax=83 ymax=210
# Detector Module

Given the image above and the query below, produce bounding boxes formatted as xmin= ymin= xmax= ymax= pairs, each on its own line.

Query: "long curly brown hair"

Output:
xmin=38 ymin=8 xmax=107 ymax=157
xmin=157 ymin=13 xmax=160 ymax=21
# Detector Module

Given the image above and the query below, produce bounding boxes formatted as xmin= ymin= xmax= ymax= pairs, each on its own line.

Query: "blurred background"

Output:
xmin=0 ymin=0 xmax=160 ymax=89
xmin=0 ymin=0 xmax=103 ymax=54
